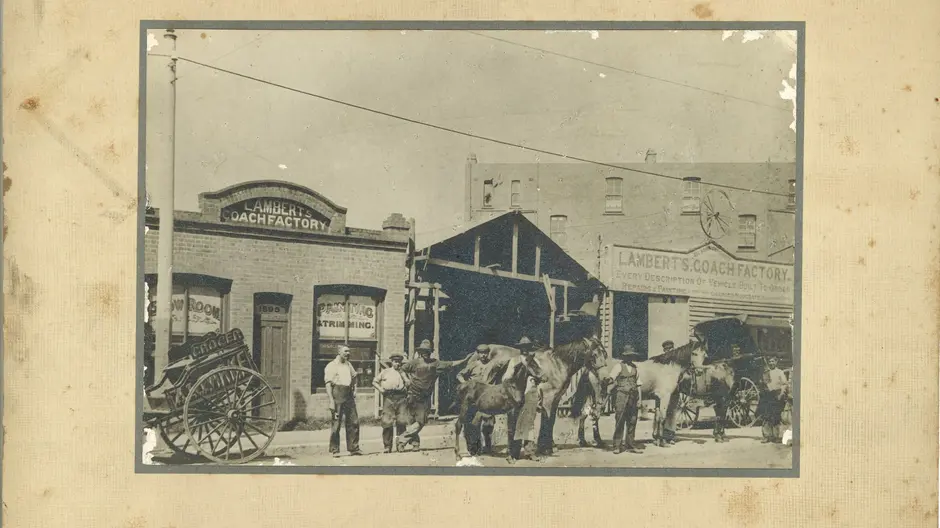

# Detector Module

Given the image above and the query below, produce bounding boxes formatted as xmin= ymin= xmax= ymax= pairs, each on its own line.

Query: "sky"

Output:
xmin=145 ymin=28 xmax=798 ymax=240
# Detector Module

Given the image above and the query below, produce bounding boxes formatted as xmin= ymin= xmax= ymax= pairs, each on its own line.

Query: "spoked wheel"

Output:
xmin=727 ymin=377 xmax=760 ymax=428
xmin=183 ymin=366 xmax=279 ymax=464
xmin=157 ymin=412 xmax=202 ymax=459
xmin=675 ymin=391 xmax=700 ymax=430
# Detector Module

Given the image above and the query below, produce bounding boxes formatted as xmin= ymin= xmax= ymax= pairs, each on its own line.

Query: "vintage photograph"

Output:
xmin=139 ymin=24 xmax=800 ymax=471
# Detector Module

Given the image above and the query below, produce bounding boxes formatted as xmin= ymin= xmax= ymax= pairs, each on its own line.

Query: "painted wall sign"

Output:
xmin=317 ymin=295 xmax=378 ymax=340
xmin=603 ymin=244 xmax=794 ymax=305
xmin=221 ymin=198 xmax=330 ymax=231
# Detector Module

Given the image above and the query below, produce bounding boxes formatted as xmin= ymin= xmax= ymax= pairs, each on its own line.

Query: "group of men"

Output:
xmin=324 ymin=333 xmax=791 ymax=458
xmin=324 ymin=338 xmax=472 ymax=456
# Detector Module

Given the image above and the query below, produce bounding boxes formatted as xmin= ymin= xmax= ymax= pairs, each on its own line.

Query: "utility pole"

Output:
xmin=149 ymin=29 xmax=178 ymax=378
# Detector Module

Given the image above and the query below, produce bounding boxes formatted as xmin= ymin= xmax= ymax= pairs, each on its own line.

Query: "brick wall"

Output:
xmin=467 ymin=161 xmax=797 ymax=273
xmin=143 ymin=224 xmax=407 ymax=422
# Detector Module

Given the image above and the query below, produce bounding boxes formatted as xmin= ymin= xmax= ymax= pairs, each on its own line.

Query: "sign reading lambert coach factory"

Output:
xmin=317 ymin=295 xmax=378 ymax=340
xmin=604 ymin=243 xmax=794 ymax=304
xmin=221 ymin=198 xmax=330 ymax=231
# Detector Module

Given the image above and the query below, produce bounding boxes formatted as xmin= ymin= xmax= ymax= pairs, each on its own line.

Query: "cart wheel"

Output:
xmin=183 ymin=366 xmax=279 ymax=464
xmin=727 ymin=377 xmax=760 ymax=428
xmin=675 ymin=391 xmax=699 ymax=430
xmin=157 ymin=412 xmax=203 ymax=459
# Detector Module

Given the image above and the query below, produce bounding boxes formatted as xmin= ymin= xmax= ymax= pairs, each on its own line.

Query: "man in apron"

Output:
xmin=759 ymin=356 xmax=788 ymax=443
xmin=605 ymin=349 xmax=644 ymax=454
xmin=324 ymin=344 xmax=362 ymax=456
xmin=372 ymin=351 xmax=409 ymax=453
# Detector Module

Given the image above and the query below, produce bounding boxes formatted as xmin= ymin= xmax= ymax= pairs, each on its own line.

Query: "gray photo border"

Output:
xmin=135 ymin=20 xmax=805 ymax=477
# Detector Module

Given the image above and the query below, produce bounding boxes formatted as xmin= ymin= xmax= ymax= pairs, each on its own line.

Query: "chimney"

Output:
xmin=645 ymin=149 xmax=657 ymax=164
xmin=383 ymin=213 xmax=411 ymax=240
xmin=465 ymin=153 xmax=477 ymax=222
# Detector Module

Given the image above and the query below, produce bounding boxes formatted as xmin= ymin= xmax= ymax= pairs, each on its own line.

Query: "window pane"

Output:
xmin=605 ymin=196 xmax=622 ymax=212
xmin=317 ymin=294 xmax=347 ymax=340
xmin=171 ymin=284 xmax=186 ymax=337
xmin=187 ymin=286 xmax=223 ymax=336
xmin=347 ymin=295 xmax=378 ymax=341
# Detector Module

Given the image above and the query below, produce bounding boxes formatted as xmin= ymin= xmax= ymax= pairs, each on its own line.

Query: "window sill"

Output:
xmin=680 ymin=211 xmax=701 ymax=216
xmin=737 ymin=248 xmax=758 ymax=253
xmin=603 ymin=211 xmax=624 ymax=216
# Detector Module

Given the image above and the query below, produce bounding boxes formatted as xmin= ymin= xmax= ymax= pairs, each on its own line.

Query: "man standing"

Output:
xmin=605 ymin=347 xmax=644 ymax=454
xmin=759 ymin=356 xmax=788 ymax=443
xmin=324 ymin=344 xmax=362 ymax=457
xmin=457 ymin=344 xmax=496 ymax=454
xmin=373 ymin=351 xmax=409 ymax=453
xmin=397 ymin=339 xmax=473 ymax=451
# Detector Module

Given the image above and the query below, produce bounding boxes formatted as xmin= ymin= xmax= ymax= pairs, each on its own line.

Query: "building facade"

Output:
xmin=144 ymin=180 xmax=413 ymax=422
xmin=463 ymin=154 xmax=797 ymax=359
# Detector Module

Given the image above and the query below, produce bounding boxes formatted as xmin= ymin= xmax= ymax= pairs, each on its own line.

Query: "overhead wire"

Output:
xmin=176 ymin=56 xmax=789 ymax=198
xmin=462 ymin=31 xmax=791 ymax=113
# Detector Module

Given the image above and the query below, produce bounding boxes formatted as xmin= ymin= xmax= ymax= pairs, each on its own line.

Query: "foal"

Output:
xmin=453 ymin=355 xmax=542 ymax=461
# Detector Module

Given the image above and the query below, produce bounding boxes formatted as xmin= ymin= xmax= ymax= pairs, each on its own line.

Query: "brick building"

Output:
xmin=144 ymin=180 xmax=413 ymax=422
xmin=463 ymin=154 xmax=797 ymax=359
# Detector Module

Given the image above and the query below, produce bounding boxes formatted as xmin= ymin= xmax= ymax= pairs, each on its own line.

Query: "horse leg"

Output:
xmin=454 ymin=411 xmax=464 ymax=460
xmin=577 ymin=415 xmax=587 ymax=447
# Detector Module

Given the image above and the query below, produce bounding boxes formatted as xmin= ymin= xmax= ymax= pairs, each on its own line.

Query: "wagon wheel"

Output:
xmin=183 ymin=366 xmax=279 ymax=464
xmin=727 ymin=377 xmax=760 ymax=428
xmin=157 ymin=412 xmax=204 ymax=459
xmin=675 ymin=390 xmax=700 ymax=430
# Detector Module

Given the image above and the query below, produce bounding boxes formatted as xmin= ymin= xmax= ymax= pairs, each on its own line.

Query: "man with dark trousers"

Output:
xmin=397 ymin=339 xmax=473 ymax=451
xmin=324 ymin=344 xmax=362 ymax=456
xmin=373 ymin=351 xmax=409 ymax=453
xmin=604 ymin=347 xmax=644 ymax=454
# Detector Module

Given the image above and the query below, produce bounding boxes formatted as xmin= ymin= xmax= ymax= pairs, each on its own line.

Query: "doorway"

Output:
xmin=254 ymin=293 xmax=292 ymax=424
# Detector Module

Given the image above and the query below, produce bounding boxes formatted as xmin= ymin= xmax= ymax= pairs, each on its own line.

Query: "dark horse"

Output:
xmin=477 ymin=336 xmax=608 ymax=456
xmin=453 ymin=355 xmax=543 ymax=460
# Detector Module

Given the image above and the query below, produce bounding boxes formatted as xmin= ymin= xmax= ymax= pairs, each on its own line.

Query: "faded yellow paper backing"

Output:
xmin=3 ymin=0 xmax=939 ymax=526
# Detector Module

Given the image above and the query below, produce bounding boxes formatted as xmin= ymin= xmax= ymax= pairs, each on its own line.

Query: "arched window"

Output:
xmin=550 ymin=215 xmax=568 ymax=248
xmin=144 ymin=273 xmax=232 ymax=347
xmin=605 ymin=177 xmax=623 ymax=214
xmin=313 ymin=285 xmax=386 ymax=392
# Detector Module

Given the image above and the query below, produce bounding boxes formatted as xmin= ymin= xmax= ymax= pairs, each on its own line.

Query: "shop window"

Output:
xmin=483 ymin=179 xmax=494 ymax=208
xmin=605 ymin=177 xmax=623 ymax=214
xmin=550 ymin=215 xmax=568 ymax=248
xmin=787 ymin=179 xmax=796 ymax=210
xmin=510 ymin=180 xmax=521 ymax=209
xmin=682 ymin=177 xmax=702 ymax=214
xmin=738 ymin=214 xmax=757 ymax=250
xmin=313 ymin=286 xmax=384 ymax=392
xmin=145 ymin=273 xmax=231 ymax=347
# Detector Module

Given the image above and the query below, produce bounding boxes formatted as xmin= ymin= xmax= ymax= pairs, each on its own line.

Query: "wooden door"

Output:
xmin=256 ymin=305 xmax=290 ymax=424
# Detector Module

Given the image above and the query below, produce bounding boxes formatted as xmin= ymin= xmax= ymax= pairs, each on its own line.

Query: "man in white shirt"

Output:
xmin=373 ymin=351 xmax=409 ymax=453
xmin=324 ymin=344 xmax=362 ymax=456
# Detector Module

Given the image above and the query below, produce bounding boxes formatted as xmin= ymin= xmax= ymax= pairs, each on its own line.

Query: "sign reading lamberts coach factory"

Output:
xmin=603 ymin=243 xmax=794 ymax=304
xmin=221 ymin=198 xmax=330 ymax=231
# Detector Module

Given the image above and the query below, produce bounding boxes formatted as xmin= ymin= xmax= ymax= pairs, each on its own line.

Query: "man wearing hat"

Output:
xmin=457 ymin=344 xmax=497 ymax=454
xmin=397 ymin=339 xmax=474 ymax=451
xmin=604 ymin=345 xmax=645 ymax=454
xmin=372 ymin=350 xmax=410 ymax=453
xmin=324 ymin=344 xmax=362 ymax=456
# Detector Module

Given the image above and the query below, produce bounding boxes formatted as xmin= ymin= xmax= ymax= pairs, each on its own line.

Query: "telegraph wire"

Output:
xmin=175 ymin=56 xmax=789 ymax=198
xmin=463 ymin=31 xmax=791 ymax=112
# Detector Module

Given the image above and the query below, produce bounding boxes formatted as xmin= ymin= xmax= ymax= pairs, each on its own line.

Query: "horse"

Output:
xmin=453 ymin=355 xmax=543 ymax=460
xmin=476 ymin=336 xmax=608 ymax=456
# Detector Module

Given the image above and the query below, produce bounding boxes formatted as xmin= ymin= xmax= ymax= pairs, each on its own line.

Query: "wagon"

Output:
xmin=142 ymin=328 xmax=280 ymax=464
xmin=674 ymin=314 xmax=793 ymax=430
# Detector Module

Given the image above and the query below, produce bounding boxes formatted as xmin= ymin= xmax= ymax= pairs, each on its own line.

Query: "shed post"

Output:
xmin=543 ymin=275 xmax=556 ymax=348
xmin=511 ymin=216 xmax=519 ymax=277
xmin=432 ymin=285 xmax=441 ymax=416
